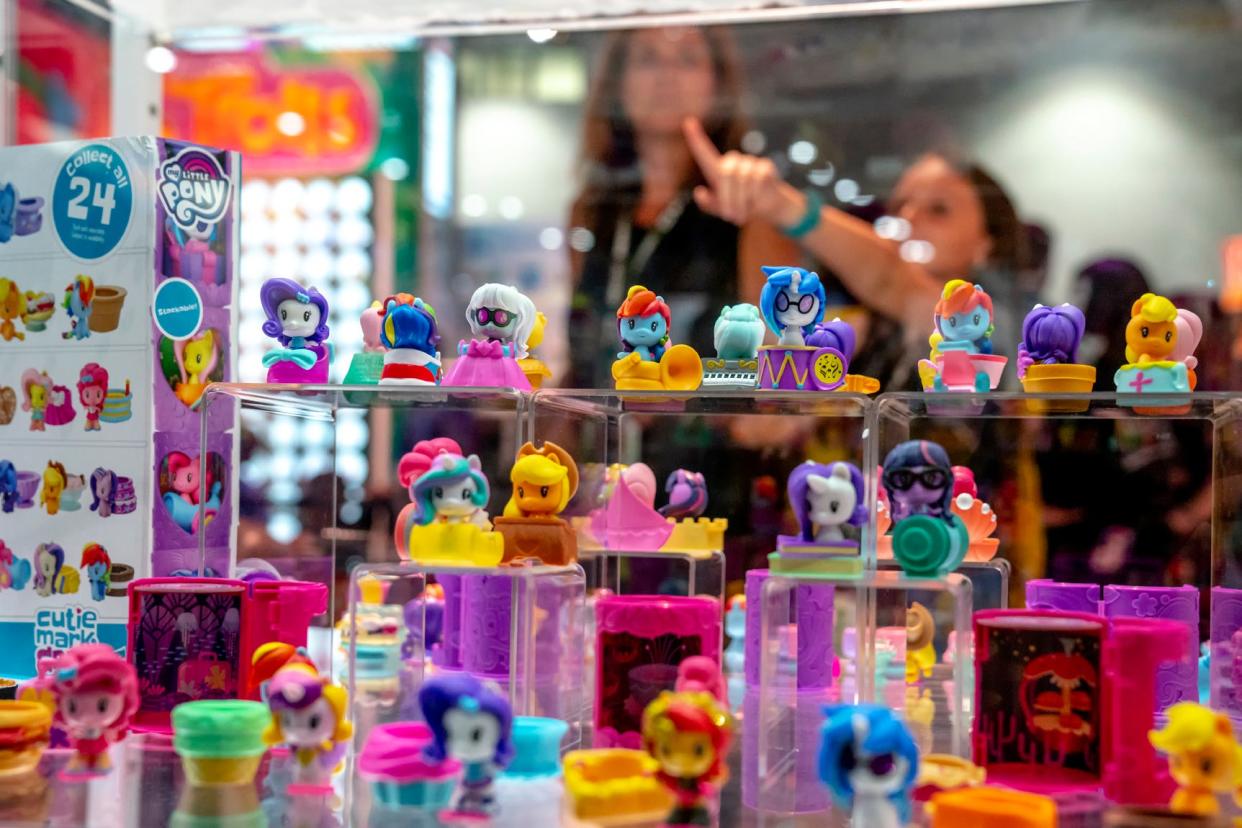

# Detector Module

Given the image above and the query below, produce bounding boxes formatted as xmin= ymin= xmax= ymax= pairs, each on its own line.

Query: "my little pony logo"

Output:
xmin=158 ymin=148 xmax=231 ymax=235
xmin=34 ymin=606 xmax=99 ymax=663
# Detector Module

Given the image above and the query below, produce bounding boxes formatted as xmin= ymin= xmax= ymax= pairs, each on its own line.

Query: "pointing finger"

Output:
xmin=683 ymin=117 xmax=722 ymax=183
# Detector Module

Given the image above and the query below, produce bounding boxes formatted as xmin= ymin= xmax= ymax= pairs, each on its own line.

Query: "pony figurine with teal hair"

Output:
xmin=408 ymin=453 xmax=491 ymax=527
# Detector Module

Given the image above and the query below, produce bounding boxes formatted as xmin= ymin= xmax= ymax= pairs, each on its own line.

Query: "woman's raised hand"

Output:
xmin=683 ymin=117 xmax=805 ymax=230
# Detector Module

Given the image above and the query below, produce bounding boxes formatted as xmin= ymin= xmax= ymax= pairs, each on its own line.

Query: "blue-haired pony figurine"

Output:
xmin=62 ymin=275 xmax=94 ymax=340
xmin=377 ymin=294 xmax=441 ymax=386
xmin=758 ymin=266 xmax=827 ymax=347
xmin=818 ymin=704 xmax=918 ymax=828
xmin=419 ymin=673 xmax=514 ymax=818
xmin=0 ymin=459 xmax=17 ymax=513
xmin=408 ymin=453 xmax=491 ymax=528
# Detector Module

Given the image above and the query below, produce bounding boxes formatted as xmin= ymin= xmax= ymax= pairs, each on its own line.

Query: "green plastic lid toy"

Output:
xmin=173 ymin=700 xmax=269 ymax=758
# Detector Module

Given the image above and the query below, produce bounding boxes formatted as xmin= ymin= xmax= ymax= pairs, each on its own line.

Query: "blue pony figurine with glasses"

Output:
xmin=818 ymin=704 xmax=918 ymax=828
xmin=758 ymin=265 xmax=826 ymax=347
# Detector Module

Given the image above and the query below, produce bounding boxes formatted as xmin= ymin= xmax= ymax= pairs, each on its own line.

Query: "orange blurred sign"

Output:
xmin=164 ymin=53 xmax=379 ymax=177
xmin=1223 ymin=236 xmax=1242 ymax=313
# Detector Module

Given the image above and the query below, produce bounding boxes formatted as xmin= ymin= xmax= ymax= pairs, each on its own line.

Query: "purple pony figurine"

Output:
xmin=259 ymin=277 xmax=332 ymax=383
xmin=1017 ymin=304 xmax=1086 ymax=379
xmin=805 ymin=318 xmax=857 ymax=362
xmin=787 ymin=461 xmax=866 ymax=544
xmin=659 ymin=469 xmax=708 ymax=519
xmin=419 ymin=673 xmax=514 ymax=818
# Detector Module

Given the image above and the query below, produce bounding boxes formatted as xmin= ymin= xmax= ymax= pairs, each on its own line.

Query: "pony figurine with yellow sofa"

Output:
xmin=611 ymin=285 xmax=702 ymax=392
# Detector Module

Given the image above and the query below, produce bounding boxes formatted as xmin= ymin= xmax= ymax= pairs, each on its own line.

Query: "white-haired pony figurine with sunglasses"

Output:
xmin=443 ymin=283 xmax=537 ymax=389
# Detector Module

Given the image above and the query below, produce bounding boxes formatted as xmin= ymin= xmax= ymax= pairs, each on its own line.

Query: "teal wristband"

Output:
xmin=783 ymin=190 xmax=823 ymax=239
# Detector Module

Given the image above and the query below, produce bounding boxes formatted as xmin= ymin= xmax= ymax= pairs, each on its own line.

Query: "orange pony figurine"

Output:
xmin=1124 ymin=293 xmax=1178 ymax=365
xmin=0 ymin=278 xmax=25 ymax=342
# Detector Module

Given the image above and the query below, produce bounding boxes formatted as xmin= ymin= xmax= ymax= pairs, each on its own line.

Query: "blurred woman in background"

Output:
xmin=567 ymin=27 xmax=799 ymax=386
xmin=683 ymin=118 xmax=1030 ymax=387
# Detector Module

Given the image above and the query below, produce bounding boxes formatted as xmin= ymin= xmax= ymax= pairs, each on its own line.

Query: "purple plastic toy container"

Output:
xmin=1210 ymin=586 xmax=1242 ymax=725
xmin=742 ymin=688 xmax=829 ymax=813
xmin=1025 ymin=579 xmax=1199 ymax=713
xmin=744 ymin=568 xmax=834 ymax=689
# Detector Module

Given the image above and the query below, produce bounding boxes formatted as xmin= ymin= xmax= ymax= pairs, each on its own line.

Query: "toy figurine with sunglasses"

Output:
xmin=442 ymin=283 xmax=536 ymax=390
xmin=881 ymin=440 xmax=970 ymax=578
xmin=756 ymin=266 xmax=871 ymax=392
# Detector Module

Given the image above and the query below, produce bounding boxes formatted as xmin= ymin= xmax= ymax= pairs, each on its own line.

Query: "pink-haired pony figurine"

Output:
xmin=48 ymin=644 xmax=139 ymax=776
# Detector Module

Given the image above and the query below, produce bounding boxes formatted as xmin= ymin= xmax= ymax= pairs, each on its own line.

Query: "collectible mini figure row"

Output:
xmin=260 ymin=269 xmax=1201 ymax=401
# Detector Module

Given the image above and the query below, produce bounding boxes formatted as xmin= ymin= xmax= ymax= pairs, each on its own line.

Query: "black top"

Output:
xmin=569 ymin=198 xmax=740 ymax=388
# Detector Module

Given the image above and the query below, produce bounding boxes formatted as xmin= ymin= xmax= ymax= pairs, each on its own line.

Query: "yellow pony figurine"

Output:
xmin=1149 ymin=701 xmax=1242 ymax=816
xmin=0 ymin=278 xmax=25 ymax=342
xmin=1124 ymin=292 xmax=1179 ymax=366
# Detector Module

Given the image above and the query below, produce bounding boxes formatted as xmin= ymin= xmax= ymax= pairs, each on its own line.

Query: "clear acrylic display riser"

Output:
xmin=582 ymin=546 xmax=725 ymax=606
xmin=341 ymin=560 xmax=587 ymax=779
xmin=874 ymin=391 xmax=1242 ymax=721
xmin=195 ymin=383 xmax=528 ymax=613
xmin=750 ymin=568 xmax=971 ymax=816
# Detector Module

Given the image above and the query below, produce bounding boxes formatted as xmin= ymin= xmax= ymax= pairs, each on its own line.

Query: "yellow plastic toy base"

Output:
xmin=563 ymin=749 xmax=673 ymax=824
xmin=661 ymin=517 xmax=728 ymax=554
xmin=611 ymin=344 xmax=704 ymax=392
xmin=180 ymin=755 xmax=264 ymax=787
xmin=407 ymin=522 xmax=504 ymax=567
xmin=1021 ymin=363 xmax=1096 ymax=412
xmin=518 ymin=357 xmax=552 ymax=390
xmin=842 ymin=374 xmax=881 ymax=394
xmin=928 ymin=786 xmax=1056 ymax=828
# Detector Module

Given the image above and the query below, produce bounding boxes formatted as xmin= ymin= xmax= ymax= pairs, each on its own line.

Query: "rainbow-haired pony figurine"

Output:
xmin=256 ymin=643 xmax=353 ymax=789
xmin=377 ymin=293 xmax=441 ymax=386
xmin=62 ymin=275 xmax=94 ymax=340
xmin=818 ymin=704 xmax=918 ymax=828
xmin=929 ymin=279 xmax=993 ymax=358
xmin=918 ymin=280 xmax=1007 ymax=392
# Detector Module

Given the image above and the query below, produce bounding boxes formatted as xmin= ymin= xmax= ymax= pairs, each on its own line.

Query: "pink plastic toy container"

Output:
xmin=358 ymin=721 xmax=462 ymax=810
xmin=594 ymin=594 xmax=721 ymax=748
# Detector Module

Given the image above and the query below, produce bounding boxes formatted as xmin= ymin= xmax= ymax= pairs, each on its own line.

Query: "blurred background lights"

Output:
xmin=834 ymin=178 xmax=860 ymax=202
xmin=276 ymin=111 xmax=306 ymax=137
xmin=788 ymin=140 xmax=817 ymax=166
xmin=526 ymin=28 xmax=557 ymax=43
xmin=808 ymin=165 xmax=835 ymax=187
xmin=266 ymin=513 xmax=301 ymax=545
xmin=498 ymin=195 xmax=525 ymax=221
xmin=899 ymin=239 xmax=936 ymax=264
xmin=568 ymin=226 xmax=595 ymax=252
xmin=144 ymin=45 xmax=177 ymax=74
xmin=741 ymin=130 xmax=766 ymax=154
xmin=874 ymin=215 xmax=912 ymax=241
xmin=379 ymin=157 xmax=410 ymax=181
xmin=335 ymin=177 xmax=373 ymax=215
xmin=461 ymin=193 xmax=488 ymax=218
xmin=302 ymin=179 xmax=336 ymax=216
xmin=539 ymin=227 xmax=564 ymax=250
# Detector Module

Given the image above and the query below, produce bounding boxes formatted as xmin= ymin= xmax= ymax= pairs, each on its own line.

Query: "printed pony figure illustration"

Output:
xmin=40 ymin=461 xmax=67 ymax=516
xmin=62 ymin=275 xmax=95 ymax=340
xmin=174 ymin=329 xmax=220 ymax=406
xmin=0 ymin=460 xmax=17 ymax=513
xmin=0 ymin=277 xmax=25 ymax=341
xmin=0 ymin=541 xmax=32 ymax=591
xmin=21 ymin=369 xmax=52 ymax=431
xmin=162 ymin=452 xmax=223 ymax=533
xmin=33 ymin=542 xmax=65 ymax=597
xmin=90 ymin=468 xmax=117 ymax=517
xmin=0 ymin=184 xmax=15 ymax=243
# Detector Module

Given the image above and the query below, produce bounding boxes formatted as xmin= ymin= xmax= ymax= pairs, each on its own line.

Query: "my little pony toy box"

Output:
xmin=0 ymin=137 xmax=240 ymax=678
